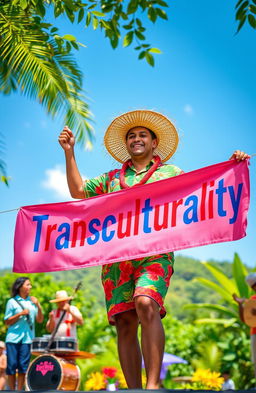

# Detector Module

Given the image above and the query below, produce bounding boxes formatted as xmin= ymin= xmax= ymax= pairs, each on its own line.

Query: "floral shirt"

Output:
xmin=84 ymin=160 xmax=183 ymax=197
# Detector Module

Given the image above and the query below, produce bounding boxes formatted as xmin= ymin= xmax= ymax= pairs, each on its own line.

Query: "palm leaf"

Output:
xmin=195 ymin=318 xmax=238 ymax=327
xmin=184 ymin=303 xmax=238 ymax=318
xmin=196 ymin=277 xmax=233 ymax=303
xmin=0 ymin=3 xmax=93 ymax=148
xmin=201 ymin=261 xmax=237 ymax=294
xmin=232 ymin=252 xmax=250 ymax=298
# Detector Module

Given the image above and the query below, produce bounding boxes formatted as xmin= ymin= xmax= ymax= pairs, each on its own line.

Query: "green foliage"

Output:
xmin=235 ymin=0 xmax=256 ymax=32
xmin=184 ymin=252 xmax=255 ymax=327
xmin=0 ymin=253 xmax=255 ymax=389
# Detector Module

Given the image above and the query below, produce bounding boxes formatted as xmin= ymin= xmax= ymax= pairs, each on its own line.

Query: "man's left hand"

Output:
xmin=229 ymin=150 xmax=250 ymax=161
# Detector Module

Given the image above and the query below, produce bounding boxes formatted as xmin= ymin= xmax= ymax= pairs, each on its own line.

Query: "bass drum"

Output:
xmin=25 ymin=354 xmax=80 ymax=391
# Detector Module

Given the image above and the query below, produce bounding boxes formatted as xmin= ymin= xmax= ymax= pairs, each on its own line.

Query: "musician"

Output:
xmin=46 ymin=290 xmax=83 ymax=339
xmin=233 ymin=273 xmax=256 ymax=379
xmin=4 ymin=277 xmax=43 ymax=390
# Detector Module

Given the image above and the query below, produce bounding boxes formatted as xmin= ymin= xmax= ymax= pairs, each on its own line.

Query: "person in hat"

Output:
xmin=0 ymin=341 xmax=7 ymax=390
xmin=46 ymin=290 xmax=83 ymax=339
xmin=4 ymin=277 xmax=43 ymax=390
xmin=233 ymin=273 xmax=256 ymax=378
xmin=58 ymin=109 xmax=249 ymax=389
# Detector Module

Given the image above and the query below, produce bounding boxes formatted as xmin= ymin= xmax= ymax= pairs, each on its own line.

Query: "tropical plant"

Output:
xmin=184 ymin=253 xmax=253 ymax=327
xmin=0 ymin=0 xmax=168 ymax=183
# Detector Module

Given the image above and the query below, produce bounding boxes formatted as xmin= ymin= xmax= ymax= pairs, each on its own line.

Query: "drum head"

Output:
xmin=26 ymin=355 xmax=62 ymax=390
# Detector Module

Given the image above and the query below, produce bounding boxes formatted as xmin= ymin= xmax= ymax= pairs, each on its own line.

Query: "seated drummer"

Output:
xmin=46 ymin=290 xmax=83 ymax=339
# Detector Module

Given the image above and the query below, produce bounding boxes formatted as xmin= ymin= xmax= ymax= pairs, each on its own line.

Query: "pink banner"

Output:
xmin=13 ymin=160 xmax=250 ymax=273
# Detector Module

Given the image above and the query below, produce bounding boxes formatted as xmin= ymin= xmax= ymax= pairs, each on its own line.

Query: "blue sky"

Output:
xmin=0 ymin=0 xmax=255 ymax=270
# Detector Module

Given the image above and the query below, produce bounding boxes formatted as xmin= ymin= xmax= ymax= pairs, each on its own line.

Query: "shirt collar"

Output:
xmin=128 ymin=158 xmax=158 ymax=174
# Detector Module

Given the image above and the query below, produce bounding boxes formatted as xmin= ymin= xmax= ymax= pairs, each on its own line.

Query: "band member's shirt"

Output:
xmin=4 ymin=295 xmax=38 ymax=344
xmin=52 ymin=305 xmax=82 ymax=338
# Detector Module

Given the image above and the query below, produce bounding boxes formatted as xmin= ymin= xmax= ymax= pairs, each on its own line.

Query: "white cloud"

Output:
xmin=41 ymin=165 xmax=87 ymax=200
xmin=183 ymin=104 xmax=194 ymax=115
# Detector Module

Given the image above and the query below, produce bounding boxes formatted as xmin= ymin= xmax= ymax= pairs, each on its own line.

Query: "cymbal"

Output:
xmin=244 ymin=298 xmax=256 ymax=327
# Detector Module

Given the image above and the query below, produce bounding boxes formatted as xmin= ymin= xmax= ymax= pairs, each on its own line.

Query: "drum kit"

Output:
xmin=25 ymin=335 xmax=95 ymax=391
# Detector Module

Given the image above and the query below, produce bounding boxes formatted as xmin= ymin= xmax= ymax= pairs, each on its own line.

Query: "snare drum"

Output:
xmin=25 ymin=354 xmax=80 ymax=391
xmin=32 ymin=336 xmax=77 ymax=352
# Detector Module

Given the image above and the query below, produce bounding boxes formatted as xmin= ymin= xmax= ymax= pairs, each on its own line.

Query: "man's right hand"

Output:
xmin=58 ymin=126 xmax=75 ymax=151
xmin=21 ymin=309 xmax=30 ymax=316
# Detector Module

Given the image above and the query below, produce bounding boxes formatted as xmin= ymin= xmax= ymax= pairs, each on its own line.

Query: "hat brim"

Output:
xmin=50 ymin=296 xmax=73 ymax=303
xmin=104 ymin=110 xmax=179 ymax=163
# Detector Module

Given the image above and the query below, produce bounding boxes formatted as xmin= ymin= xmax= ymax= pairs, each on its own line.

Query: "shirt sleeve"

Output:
xmin=83 ymin=173 xmax=109 ymax=198
xmin=4 ymin=299 xmax=15 ymax=320
xmin=70 ymin=305 xmax=82 ymax=319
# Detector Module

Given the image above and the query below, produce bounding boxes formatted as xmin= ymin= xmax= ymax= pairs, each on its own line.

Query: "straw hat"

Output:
xmin=50 ymin=290 xmax=73 ymax=303
xmin=0 ymin=341 xmax=5 ymax=349
xmin=245 ymin=273 xmax=256 ymax=288
xmin=104 ymin=110 xmax=179 ymax=163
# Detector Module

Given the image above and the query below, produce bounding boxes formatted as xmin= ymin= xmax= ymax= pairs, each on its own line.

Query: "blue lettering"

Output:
xmin=33 ymin=215 xmax=49 ymax=252
xmin=87 ymin=218 xmax=100 ymax=245
xmin=102 ymin=215 xmax=116 ymax=242
xmin=228 ymin=183 xmax=243 ymax=224
xmin=183 ymin=196 xmax=199 ymax=224
xmin=142 ymin=198 xmax=153 ymax=233
xmin=55 ymin=223 xmax=70 ymax=250
xmin=216 ymin=179 xmax=227 ymax=217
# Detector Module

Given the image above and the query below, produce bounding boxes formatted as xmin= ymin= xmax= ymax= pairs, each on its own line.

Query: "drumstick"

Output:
xmin=45 ymin=282 xmax=82 ymax=352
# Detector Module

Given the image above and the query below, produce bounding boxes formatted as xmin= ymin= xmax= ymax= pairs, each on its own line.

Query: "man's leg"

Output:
xmin=7 ymin=374 xmax=16 ymax=390
xmin=17 ymin=373 xmax=25 ymax=390
xmin=135 ymin=296 xmax=164 ymax=389
xmin=115 ymin=310 xmax=142 ymax=389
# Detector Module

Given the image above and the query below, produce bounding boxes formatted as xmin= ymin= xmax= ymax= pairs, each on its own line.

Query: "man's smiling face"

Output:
xmin=125 ymin=127 xmax=157 ymax=159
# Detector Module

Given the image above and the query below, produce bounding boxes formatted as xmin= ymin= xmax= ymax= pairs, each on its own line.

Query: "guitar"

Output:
xmin=243 ymin=298 xmax=256 ymax=327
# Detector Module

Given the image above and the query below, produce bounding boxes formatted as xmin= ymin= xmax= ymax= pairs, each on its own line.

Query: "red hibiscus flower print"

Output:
xmin=103 ymin=278 xmax=115 ymax=300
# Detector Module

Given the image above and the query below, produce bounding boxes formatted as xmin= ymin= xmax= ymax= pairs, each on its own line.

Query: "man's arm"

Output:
xmin=58 ymin=126 xmax=85 ymax=199
xmin=46 ymin=311 xmax=55 ymax=333
xmin=232 ymin=293 xmax=245 ymax=323
xmin=30 ymin=296 xmax=44 ymax=323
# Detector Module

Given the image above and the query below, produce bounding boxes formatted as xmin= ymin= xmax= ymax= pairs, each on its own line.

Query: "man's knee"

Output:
xmin=135 ymin=296 xmax=159 ymax=323
xmin=115 ymin=310 xmax=138 ymax=338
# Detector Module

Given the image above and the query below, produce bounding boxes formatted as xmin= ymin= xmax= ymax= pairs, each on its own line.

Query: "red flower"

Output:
xmin=117 ymin=261 xmax=133 ymax=286
xmin=103 ymin=279 xmax=115 ymax=300
xmin=145 ymin=263 xmax=165 ymax=281
xmin=102 ymin=367 xmax=118 ymax=379
xmin=95 ymin=182 xmax=105 ymax=194
xmin=164 ymin=265 xmax=173 ymax=287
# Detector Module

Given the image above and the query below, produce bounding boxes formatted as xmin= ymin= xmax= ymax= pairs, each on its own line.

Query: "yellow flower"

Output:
xmin=116 ymin=371 xmax=127 ymax=388
xmin=85 ymin=372 xmax=106 ymax=391
xmin=192 ymin=369 xmax=224 ymax=390
xmin=205 ymin=371 xmax=224 ymax=390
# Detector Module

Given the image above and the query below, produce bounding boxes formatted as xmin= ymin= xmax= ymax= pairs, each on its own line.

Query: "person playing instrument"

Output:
xmin=58 ymin=109 xmax=249 ymax=389
xmin=4 ymin=277 xmax=44 ymax=390
xmin=0 ymin=341 xmax=7 ymax=390
xmin=46 ymin=290 xmax=83 ymax=339
xmin=233 ymin=273 xmax=256 ymax=379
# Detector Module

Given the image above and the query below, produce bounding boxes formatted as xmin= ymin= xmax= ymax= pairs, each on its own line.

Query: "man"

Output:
xmin=4 ymin=277 xmax=43 ymax=390
xmin=233 ymin=273 xmax=256 ymax=379
xmin=59 ymin=109 xmax=249 ymax=389
xmin=46 ymin=290 xmax=83 ymax=339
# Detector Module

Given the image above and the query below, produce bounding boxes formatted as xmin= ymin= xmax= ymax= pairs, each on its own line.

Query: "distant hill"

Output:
xmin=1 ymin=253 xmax=235 ymax=320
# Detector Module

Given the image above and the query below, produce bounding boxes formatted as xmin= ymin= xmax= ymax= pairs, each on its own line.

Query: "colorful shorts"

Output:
xmin=101 ymin=253 xmax=174 ymax=325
